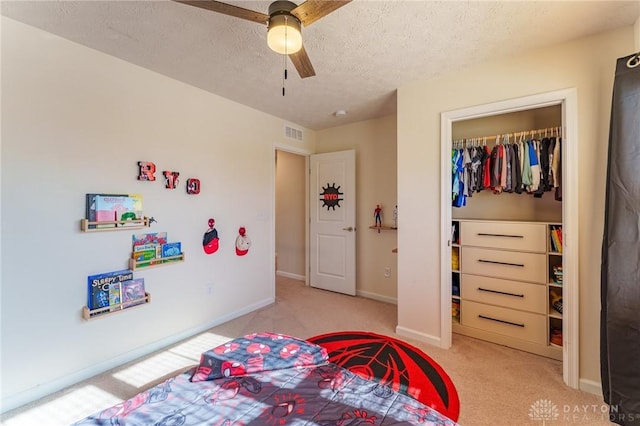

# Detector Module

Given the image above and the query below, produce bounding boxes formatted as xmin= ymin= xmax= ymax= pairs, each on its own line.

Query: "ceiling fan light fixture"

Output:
xmin=267 ymin=12 xmax=302 ymax=55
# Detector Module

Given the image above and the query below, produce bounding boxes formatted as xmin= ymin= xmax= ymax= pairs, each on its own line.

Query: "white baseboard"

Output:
xmin=395 ymin=325 xmax=443 ymax=348
xmin=579 ymin=378 xmax=603 ymax=396
xmin=0 ymin=297 xmax=275 ymax=414
xmin=276 ymin=270 xmax=305 ymax=281
xmin=356 ymin=289 xmax=397 ymax=305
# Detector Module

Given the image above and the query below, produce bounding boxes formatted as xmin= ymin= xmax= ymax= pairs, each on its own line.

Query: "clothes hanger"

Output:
xmin=627 ymin=52 xmax=640 ymax=69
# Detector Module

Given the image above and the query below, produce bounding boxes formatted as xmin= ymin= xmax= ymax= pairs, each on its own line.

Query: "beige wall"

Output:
xmin=275 ymin=150 xmax=306 ymax=278
xmin=316 ymin=115 xmax=398 ymax=303
xmin=397 ymin=26 xmax=635 ymax=389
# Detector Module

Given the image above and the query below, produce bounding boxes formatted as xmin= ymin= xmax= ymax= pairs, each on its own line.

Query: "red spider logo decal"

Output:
xmin=280 ymin=343 xmax=300 ymax=359
xmin=214 ymin=342 xmax=240 ymax=355
xmin=221 ymin=361 xmax=246 ymax=377
xmin=247 ymin=343 xmax=271 ymax=355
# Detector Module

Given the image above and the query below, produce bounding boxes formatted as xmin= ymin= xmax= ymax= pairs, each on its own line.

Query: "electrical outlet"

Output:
xmin=384 ymin=267 xmax=391 ymax=278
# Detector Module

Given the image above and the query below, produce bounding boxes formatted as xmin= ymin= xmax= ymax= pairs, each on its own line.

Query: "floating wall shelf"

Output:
xmin=82 ymin=293 xmax=151 ymax=320
xmin=81 ymin=217 xmax=152 ymax=232
xmin=129 ymin=253 xmax=185 ymax=271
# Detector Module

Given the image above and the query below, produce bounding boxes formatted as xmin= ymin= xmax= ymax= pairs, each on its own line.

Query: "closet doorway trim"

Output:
xmin=439 ymin=88 xmax=579 ymax=389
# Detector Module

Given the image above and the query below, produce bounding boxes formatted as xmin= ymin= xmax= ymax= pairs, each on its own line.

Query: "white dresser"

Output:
xmin=452 ymin=219 xmax=562 ymax=360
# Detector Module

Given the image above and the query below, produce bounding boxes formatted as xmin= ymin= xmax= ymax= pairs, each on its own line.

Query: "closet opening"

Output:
xmin=440 ymin=89 xmax=579 ymax=389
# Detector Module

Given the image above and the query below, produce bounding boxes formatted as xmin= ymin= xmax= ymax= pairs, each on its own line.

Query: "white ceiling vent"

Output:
xmin=285 ymin=125 xmax=304 ymax=142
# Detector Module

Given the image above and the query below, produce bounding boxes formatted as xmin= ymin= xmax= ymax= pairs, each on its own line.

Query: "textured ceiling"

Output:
xmin=3 ymin=1 xmax=640 ymax=130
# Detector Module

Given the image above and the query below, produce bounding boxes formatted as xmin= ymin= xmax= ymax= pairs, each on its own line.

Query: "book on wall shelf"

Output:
xmin=85 ymin=193 xmax=143 ymax=229
xmin=109 ymin=282 xmax=122 ymax=309
xmin=130 ymin=232 xmax=183 ymax=269
xmin=122 ymin=278 xmax=146 ymax=308
xmin=87 ymin=269 xmax=134 ymax=311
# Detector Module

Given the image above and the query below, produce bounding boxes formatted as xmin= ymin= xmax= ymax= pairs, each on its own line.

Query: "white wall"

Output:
xmin=397 ymin=26 xmax=635 ymax=388
xmin=0 ymin=17 xmax=315 ymax=411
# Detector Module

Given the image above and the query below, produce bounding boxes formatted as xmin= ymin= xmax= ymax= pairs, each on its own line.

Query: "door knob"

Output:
xmin=342 ymin=226 xmax=354 ymax=232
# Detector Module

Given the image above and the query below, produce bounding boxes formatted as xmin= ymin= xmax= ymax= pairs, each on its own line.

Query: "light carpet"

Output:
xmin=1 ymin=276 xmax=611 ymax=425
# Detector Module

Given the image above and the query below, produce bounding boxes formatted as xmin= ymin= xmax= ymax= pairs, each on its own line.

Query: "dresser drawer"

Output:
xmin=461 ymin=247 xmax=546 ymax=283
xmin=461 ymin=300 xmax=547 ymax=344
xmin=461 ymin=221 xmax=546 ymax=252
xmin=461 ymin=274 xmax=546 ymax=314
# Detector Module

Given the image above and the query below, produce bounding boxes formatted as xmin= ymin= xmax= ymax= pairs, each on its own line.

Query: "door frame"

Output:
xmin=273 ymin=143 xmax=312 ymax=286
xmin=440 ymin=88 xmax=579 ymax=389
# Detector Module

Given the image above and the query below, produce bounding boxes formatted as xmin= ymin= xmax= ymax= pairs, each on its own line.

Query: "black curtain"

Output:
xmin=601 ymin=52 xmax=640 ymax=426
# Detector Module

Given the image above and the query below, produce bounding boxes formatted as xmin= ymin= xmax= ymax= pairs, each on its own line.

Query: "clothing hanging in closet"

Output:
xmin=451 ymin=131 xmax=562 ymax=208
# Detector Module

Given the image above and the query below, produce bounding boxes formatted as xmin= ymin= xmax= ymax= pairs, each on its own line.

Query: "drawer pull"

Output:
xmin=478 ymin=314 xmax=525 ymax=328
xmin=478 ymin=287 xmax=525 ymax=298
xmin=478 ymin=259 xmax=525 ymax=267
xmin=477 ymin=233 xmax=524 ymax=238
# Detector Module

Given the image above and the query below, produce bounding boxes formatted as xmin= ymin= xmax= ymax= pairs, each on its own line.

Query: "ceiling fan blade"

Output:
xmin=291 ymin=0 xmax=352 ymax=27
xmin=289 ymin=44 xmax=316 ymax=78
xmin=174 ymin=1 xmax=268 ymax=25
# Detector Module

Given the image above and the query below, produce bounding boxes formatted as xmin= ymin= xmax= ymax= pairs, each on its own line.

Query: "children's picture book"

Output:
xmin=122 ymin=278 xmax=146 ymax=308
xmin=85 ymin=193 xmax=127 ymax=229
xmin=162 ymin=242 xmax=182 ymax=258
xmin=94 ymin=194 xmax=143 ymax=228
xmin=132 ymin=232 xmax=168 ymax=248
xmin=109 ymin=282 xmax=122 ymax=310
xmin=132 ymin=249 xmax=158 ymax=262
xmin=87 ymin=269 xmax=133 ymax=310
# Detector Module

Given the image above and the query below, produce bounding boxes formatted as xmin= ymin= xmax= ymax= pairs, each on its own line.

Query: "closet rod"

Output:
xmin=455 ymin=126 xmax=563 ymax=144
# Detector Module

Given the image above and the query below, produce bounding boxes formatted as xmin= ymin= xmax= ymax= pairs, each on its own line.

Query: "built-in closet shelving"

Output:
xmin=450 ymin=105 xmax=564 ymax=361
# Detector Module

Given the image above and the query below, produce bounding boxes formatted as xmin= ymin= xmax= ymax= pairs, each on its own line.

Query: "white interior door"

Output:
xmin=310 ymin=150 xmax=356 ymax=295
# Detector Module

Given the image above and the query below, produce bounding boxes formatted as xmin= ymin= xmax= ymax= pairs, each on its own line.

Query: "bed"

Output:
xmin=73 ymin=332 xmax=458 ymax=425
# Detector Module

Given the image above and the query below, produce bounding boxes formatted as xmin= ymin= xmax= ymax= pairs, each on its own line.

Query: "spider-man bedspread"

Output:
xmin=74 ymin=332 xmax=458 ymax=425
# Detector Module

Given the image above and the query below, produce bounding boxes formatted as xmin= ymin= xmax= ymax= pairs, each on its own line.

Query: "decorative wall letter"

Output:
xmin=186 ymin=178 xmax=201 ymax=195
xmin=163 ymin=171 xmax=180 ymax=189
xmin=138 ymin=161 xmax=156 ymax=181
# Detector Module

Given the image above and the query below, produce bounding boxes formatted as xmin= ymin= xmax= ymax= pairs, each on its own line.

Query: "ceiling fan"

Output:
xmin=174 ymin=0 xmax=352 ymax=79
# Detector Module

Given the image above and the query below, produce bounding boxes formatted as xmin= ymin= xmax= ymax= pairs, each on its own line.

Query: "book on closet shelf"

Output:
xmin=551 ymin=226 xmax=562 ymax=253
